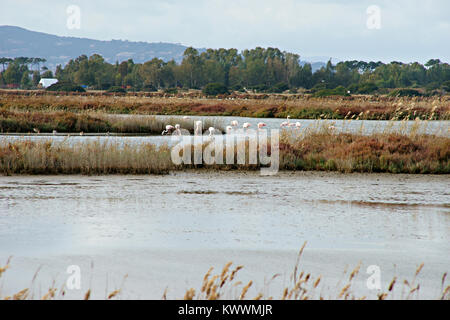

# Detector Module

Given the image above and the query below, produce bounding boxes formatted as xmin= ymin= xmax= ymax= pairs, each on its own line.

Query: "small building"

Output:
xmin=39 ymin=78 xmax=59 ymax=88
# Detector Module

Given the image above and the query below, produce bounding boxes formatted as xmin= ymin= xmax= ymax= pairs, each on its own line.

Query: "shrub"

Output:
xmin=164 ymin=87 xmax=178 ymax=94
xmin=269 ymin=82 xmax=289 ymax=93
xmin=389 ymin=88 xmax=422 ymax=97
xmin=46 ymin=82 xmax=86 ymax=92
xmin=203 ymin=83 xmax=228 ymax=96
xmin=107 ymin=86 xmax=127 ymax=93
xmin=441 ymin=81 xmax=450 ymax=92
xmin=142 ymin=84 xmax=157 ymax=92
xmin=231 ymin=84 xmax=244 ymax=92
xmin=356 ymin=82 xmax=379 ymax=94
xmin=248 ymin=84 xmax=269 ymax=93
xmin=313 ymin=86 xmax=349 ymax=97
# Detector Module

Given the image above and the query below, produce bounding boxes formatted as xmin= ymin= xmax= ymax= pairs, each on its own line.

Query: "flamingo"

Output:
xmin=226 ymin=126 xmax=233 ymax=134
xmin=280 ymin=116 xmax=291 ymax=127
xmin=243 ymin=122 xmax=251 ymax=129
xmin=195 ymin=121 xmax=202 ymax=135
xmin=183 ymin=116 xmax=190 ymax=120
xmin=162 ymin=124 xmax=175 ymax=135
xmin=208 ymin=127 xmax=216 ymax=136
xmin=33 ymin=128 xmax=40 ymax=134
xmin=174 ymin=124 xmax=182 ymax=136
xmin=295 ymin=122 xmax=302 ymax=128
xmin=257 ymin=122 xmax=267 ymax=129
xmin=231 ymin=120 xmax=239 ymax=127
xmin=52 ymin=130 xmax=58 ymax=135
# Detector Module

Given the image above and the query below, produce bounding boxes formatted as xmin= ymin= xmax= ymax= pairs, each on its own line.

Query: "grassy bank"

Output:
xmin=0 ymin=109 xmax=222 ymax=134
xmin=1 ymin=130 xmax=448 ymax=175
xmin=1 ymin=92 xmax=449 ymax=120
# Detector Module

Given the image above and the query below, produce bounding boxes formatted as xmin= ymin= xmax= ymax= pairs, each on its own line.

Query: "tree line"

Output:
xmin=1 ymin=48 xmax=449 ymax=94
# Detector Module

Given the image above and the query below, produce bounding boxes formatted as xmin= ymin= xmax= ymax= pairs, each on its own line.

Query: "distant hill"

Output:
xmin=0 ymin=25 xmax=333 ymax=72
xmin=0 ymin=26 xmax=189 ymax=70
xmin=300 ymin=56 xmax=340 ymax=72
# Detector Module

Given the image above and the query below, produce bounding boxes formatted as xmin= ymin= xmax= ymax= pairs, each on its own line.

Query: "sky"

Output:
xmin=1 ymin=0 xmax=450 ymax=63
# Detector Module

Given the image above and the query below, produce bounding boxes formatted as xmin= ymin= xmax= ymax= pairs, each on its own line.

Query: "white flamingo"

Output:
xmin=243 ymin=122 xmax=251 ymax=129
xmin=280 ymin=115 xmax=291 ymax=127
xmin=226 ymin=125 xmax=233 ymax=134
xmin=231 ymin=120 xmax=239 ymax=127
xmin=295 ymin=122 xmax=302 ymax=128
xmin=208 ymin=127 xmax=216 ymax=136
xmin=183 ymin=116 xmax=190 ymax=120
xmin=195 ymin=121 xmax=202 ymax=135
xmin=174 ymin=124 xmax=182 ymax=136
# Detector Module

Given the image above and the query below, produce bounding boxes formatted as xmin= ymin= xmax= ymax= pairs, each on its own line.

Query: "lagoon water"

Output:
xmin=0 ymin=172 xmax=449 ymax=299
xmin=0 ymin=117 xmax=449 ymax=148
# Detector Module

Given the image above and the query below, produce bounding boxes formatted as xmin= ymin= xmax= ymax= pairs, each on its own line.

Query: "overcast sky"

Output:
xmin=2 ymin=0 xmax=450 ymax=63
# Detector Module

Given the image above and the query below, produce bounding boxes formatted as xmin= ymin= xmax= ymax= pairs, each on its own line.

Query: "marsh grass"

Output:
xmin=0 ymin=109 xmax=223 ymax=135
xmin=0 ymin=257 xmax=126 ymax=300
xmin=1 ymin=92 xmax=449 ymax=120
xmin=1 ymin=245 xmax=448 ymax=300
xmin=180 ymin=243 xmax=450 ymax=301
xmin=1 ymin=120 xmax=448 ymax=174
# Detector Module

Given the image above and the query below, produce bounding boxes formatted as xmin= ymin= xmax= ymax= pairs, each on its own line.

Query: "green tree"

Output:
xmin=20 ymin=70 xmax=31 ymax=88
xmin=3 ymin=62 xmax=21 ymax=84
xmin=32 ymin=70 xmax=41 ymax=86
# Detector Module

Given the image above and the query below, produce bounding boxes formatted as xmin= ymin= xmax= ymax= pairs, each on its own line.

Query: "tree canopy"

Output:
xmin=1 ymin=49 xmax=449 ymax=95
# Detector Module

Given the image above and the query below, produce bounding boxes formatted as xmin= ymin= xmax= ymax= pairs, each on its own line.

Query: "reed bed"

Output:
xmin=182 ymin=243 xmax=449 ymax=300
xmin=1 ymin=92 xmax=449 ymax=120
xmin=1 ymin=244 xmax=448 ymax=300
xmin=0 ymin=109 xmax=222 ymax=134
xmin=0 ymin=127 xmax=448 ymax=175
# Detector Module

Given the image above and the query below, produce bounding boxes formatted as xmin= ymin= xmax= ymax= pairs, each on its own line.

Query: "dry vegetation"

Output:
xmin=1 ymin=91 xmax=449 ymax=120
xmin=0 ymin=124 xmax=448 ymax=174
xmin=181 ymin=243 xmax=450 ymax=301
xmin=0 ymin=92 xmax=448 ymax=174
xmin=0 ymin=109 xmax=222 ymax=134
xmin=1 ymin=244 xmax=449 ymax=300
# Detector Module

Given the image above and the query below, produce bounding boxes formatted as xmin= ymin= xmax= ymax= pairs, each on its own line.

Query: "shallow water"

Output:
xmin=151 ymin=115 xmax=450 ymax=137
xmin=0 ymin=172 xmax=449 ymax=299
xmin=0 ymin=117 xmax=448 ymax=147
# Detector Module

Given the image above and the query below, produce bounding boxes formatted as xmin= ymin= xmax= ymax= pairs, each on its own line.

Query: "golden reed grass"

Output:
xmin=0 ymin=109 xmax=222 ymax=134
xmin=1 ymin=253 xmax=448 ymax=300
xmin=179 ymin=243 xmax=449 ymax=301
xmin=1 ymin=91 xmax=449 ymax=120
xmin=0 ymin=127 xmax=448 ymax=174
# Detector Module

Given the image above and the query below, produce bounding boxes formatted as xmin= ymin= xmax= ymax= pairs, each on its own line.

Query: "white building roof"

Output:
xmin=39 ymin=78 xmax=59 ymax=88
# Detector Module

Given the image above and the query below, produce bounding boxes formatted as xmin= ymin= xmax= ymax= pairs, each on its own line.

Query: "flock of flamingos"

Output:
xmin=161 ymin=115 xmax=306 ymax=136
xmin=31 ymin=115 xmax=337 ymax=137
